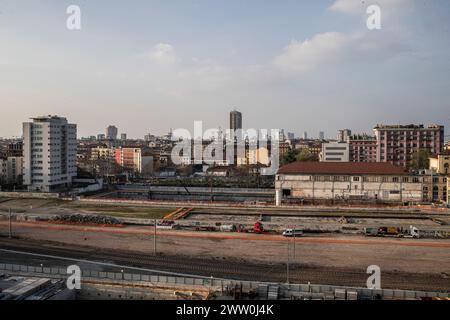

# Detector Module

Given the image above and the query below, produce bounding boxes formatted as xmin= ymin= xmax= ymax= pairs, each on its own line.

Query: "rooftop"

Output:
xmin=374 ymin=124 xmax=443 ymax=130
xmin=278 ymin=162 xmax=409 ymax=175
xmin=31 ymin=115 xmax=67 ymax=121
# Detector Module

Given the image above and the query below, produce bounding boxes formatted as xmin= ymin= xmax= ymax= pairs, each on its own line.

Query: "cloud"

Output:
xmin=149 ymin=43 xmax=178 ymax=65
xmin=274 ymin=32 xmax=351 ymax=73
xmin=274 ymin=32 xmax=408 ymax=73
xmin=272 ymin=0 xmax=413 ymax=74
xmin=329 ymin=0 xmax=411 ymax=16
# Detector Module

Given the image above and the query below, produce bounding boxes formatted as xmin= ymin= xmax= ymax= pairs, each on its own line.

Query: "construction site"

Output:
xmin=1 ymin=195 xmax=450 ymax=300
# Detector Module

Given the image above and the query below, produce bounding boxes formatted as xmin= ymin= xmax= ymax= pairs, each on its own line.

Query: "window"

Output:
xmin=353 ymin=177 xmax=360 ymax=182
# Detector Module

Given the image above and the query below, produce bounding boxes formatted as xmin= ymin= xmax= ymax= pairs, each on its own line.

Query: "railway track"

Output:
xmin=1 ymin=237 xmax=449 ymax=292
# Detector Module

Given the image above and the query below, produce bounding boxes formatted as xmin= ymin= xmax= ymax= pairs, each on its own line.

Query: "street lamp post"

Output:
xmin=286 ymin=240 xmax=290 ymax=284
xmin=293 ymin=231 xmax=296 ymax=260
xmin=154 ymin=219 xmax=157 ymax=256
xmin=8 ymin=208 xmax=12 ymax=239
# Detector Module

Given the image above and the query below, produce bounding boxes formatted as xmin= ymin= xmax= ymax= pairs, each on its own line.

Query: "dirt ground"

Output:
xmin=1 ymin=222 xmax=449 ymax=277
xmin=0 ymin=199 xmax=175 ymax=219
xmin=187 ymin=213 xmax=450 ymax=232
xmin=2 ymin=198 xmax=450 ymax=233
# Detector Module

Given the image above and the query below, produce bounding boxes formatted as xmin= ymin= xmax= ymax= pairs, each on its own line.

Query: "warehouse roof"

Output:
xmin=277 ymin=162 xmax=409 ymax=175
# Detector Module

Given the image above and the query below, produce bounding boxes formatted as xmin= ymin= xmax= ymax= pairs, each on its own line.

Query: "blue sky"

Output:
xmin=0 ymin=0 xmax=449 ymax=138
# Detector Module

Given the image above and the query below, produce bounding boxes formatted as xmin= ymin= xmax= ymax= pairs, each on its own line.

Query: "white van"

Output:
xmin=282 ymin=229 xmax=303 ymax=237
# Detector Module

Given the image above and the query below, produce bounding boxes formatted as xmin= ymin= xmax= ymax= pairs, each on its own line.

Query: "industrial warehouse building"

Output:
xmin=275 ymin=162 xmax=426 ymax=206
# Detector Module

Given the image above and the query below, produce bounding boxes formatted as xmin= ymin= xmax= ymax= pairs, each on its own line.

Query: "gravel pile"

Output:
xmin=51 ymin=214 xmax=122 ymax=225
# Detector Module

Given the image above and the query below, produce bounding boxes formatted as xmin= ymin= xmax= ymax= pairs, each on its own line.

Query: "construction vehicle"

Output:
xmin=364 ymin=226 xmax=419 ymax=238
xmin=253 ymin=221 xmax=264 ymax=234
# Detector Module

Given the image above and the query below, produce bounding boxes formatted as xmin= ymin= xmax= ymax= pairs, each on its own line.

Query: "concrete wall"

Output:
xmin=0 ymin=191 xmax=59 ymax=199
xmin=1 ymin=263 xmax=447 ymax=301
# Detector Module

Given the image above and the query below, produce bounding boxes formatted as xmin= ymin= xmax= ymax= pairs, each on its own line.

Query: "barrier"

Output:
xmin=0 ymin=263 xmax=448 ymax=300
xmin=0 ymin=192 xmax=60 ymax=199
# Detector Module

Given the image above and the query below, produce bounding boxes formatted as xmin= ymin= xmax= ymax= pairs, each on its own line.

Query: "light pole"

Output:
xmin=293 ymin=228 xmax=296 ymax=261
xmin=8 ymin=208 xmax=12 ymax=239
xmin=286 ymin=239 xmax=290 ymax=284
xmin=154 ymin=219 xmax=157 ymax=256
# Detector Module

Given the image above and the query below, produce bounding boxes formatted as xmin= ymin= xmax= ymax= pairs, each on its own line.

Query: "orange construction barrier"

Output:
xmin=163 ymin=208 xmax=184 ymax=220
xmin=174 ymin=208 xmax=194 ymax=220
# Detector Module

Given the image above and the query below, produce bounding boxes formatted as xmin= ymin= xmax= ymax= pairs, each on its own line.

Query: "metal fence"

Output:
xmin=0 ymin=262 xmax=448 ymax=300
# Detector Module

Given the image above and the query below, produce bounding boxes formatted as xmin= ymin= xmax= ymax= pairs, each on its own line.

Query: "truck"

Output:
xmin=282 ymin=229 xmax=304 ymax=237
xmin=219 ymin=224 xmax=237 ymax=232
xmin=156 ymin=220 xmax=178 ymax=230
xmin=364 ymin=226 xmax=419 ymax=238
xmin=253 ymin=222 xmax=264 ymax=234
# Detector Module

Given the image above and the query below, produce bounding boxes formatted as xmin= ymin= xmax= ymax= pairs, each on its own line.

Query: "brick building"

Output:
xmin=374 ymin=124 xmax=444 ymax=168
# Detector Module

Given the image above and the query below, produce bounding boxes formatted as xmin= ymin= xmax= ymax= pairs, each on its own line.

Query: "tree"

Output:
xmin=296 ymin=149 xmax=319 ymax=162
xmin=281 ymin=148 xmax=319 ymax=166
xmin=410 ymin=149 xmax=432 ymax=170
xmin=281 ymin=149 xmax=297 ymax=166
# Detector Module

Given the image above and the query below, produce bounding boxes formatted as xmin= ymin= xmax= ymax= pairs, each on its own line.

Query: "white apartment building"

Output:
xmin=320 ymin=142 xmax=350 ymax=162
xmin=23 ymin=116 xmax=77 ymax=192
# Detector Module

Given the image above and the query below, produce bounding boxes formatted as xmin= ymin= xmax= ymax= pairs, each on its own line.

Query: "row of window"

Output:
xmin=306 ymin=175 xmax=423 ymax=183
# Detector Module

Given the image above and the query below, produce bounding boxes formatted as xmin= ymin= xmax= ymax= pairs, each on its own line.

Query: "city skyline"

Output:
xmin=0 ymin=112 xmax=447 ymax=141
xmin=1 ymin=1 xmax=450 ymax=138
xmin=2 ymin=1 xmax=450 ymax=305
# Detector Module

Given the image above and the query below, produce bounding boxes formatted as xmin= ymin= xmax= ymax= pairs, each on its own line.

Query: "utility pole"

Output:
xmin=153 ymin=219 xmax=157 ymax=256
xmin=210 ymin=177 xmax=213 ymax=203
xmin=8 ymin=208 xmax=12 ymax=238
xmin=286 ymin=240 xmax=290 ymax=284
xmin=293 ymin=230 xmax=296 ymax=261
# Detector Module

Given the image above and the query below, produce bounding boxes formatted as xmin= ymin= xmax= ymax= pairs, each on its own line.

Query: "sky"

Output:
xmin=0 ymin=0 xmax=449 ymax=139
